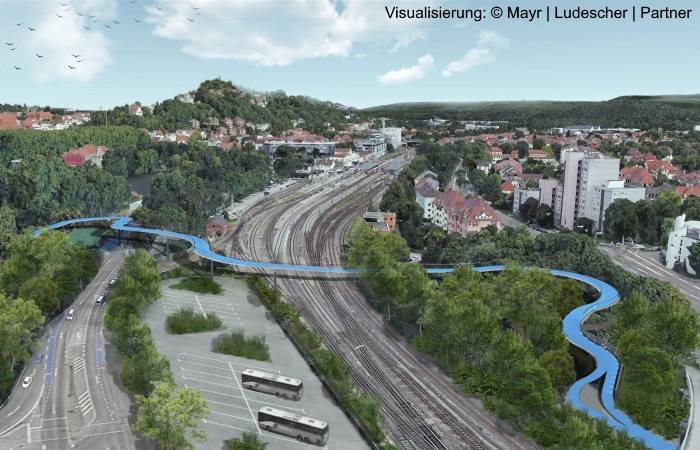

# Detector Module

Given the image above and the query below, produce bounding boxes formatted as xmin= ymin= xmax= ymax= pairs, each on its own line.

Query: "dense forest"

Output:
xmin=363 ymin=95 xmax=700 ymax=130
xmin=346 ymin=223 xmax=697 ymax=447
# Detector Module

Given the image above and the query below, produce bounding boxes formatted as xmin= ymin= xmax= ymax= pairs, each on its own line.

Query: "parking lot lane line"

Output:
xmin=178 ymin=360 xmax=231 ymax=371
xmin=181 ymin=367 xmax=237 ymax=380
xmin=195 ymin=296 xmax=205 ymax=315
xmin=205 ymin=399 xmax=254 ymax=411
xmin=188 ymin=386 xmax=246 ymax=400
xmin=228 ymin=362 xmax=260 ymax=433
xmin=209 ymin=409 xmax=259 ymax=422
xmin=181 ymin=375 xmax=239 ymax=389
xmin=179 ymin=353 xmax=259 ymax=369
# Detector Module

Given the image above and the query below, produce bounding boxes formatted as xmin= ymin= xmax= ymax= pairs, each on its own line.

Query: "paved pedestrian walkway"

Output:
xmin=681 ymin=366 xmax=700 ymax=450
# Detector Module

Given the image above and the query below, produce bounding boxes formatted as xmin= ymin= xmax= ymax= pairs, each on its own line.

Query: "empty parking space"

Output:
xmin=143 ymin=277 xmax=365 ymax=450
xmin=160 ymin=290 xmax=243 ymax=326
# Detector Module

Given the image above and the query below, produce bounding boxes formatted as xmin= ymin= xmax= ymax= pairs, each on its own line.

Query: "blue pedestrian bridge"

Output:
xmin=37 ymin=216 xmax=676 ymax=449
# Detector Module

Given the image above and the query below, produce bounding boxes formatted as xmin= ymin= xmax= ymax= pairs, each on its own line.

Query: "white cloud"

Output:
xmin=9 ymin=0 xmax=117 ymax=82
xmin=477 ymin=30 xmax=510 ymax=51
xmin=377 ymin=54 xmax=434 ymax=84
xmin=147 ymin=0 xmax=436 ymax=66
xmin=442 ymin=31 xmax=510 ymax=77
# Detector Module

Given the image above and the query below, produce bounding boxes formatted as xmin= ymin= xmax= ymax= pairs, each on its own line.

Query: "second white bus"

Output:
xmin=258 ymin=406 xmax=329 ymax=445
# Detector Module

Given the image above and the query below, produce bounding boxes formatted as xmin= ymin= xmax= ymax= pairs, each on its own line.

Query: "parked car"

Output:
xmin=21 ymin=376 xmax=32 ymax=388
xmin=34 ymin=352 xmax=44 ymax=364
xmin=96 ymin=294 xmax=106 ymax=305
xmin=108 ymin=278 xmax=118 ymax=288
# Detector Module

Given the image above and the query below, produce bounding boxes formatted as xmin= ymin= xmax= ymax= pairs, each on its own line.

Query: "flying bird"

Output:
xmin=192 ymin=7 xmax=200 ymax=10
xmin=5 ymin=42 xmax=14 ymax=46
xmin=134 ymin=19 xmax=140 ymax=22
xmin=113 ymin=20 xmax=120 ymax=24
xmin=10 ymin=47 xmax=18 ymax=51
xmin=60 ymin=2 xmax=68 ymax=5
xmin=104 ymin=24 xmax=111 ymax=28
xmin=64 ymin=8 xmax=71 ymax=11
xmin=196 ymin=12 xmax=203 ymax=15
xmin=77 ymin=59 xmax=84 ymax=62
xmin=16 ymin=22 xmax=23 ymax=26
xmin=57 ymin=14 xmax=63 ymax=18
xmin=130 ymin=0 xmax=137 ymax=2
xmin=14 ymin=66 xmax=21 ymax=70
xmin=72 ymin=54 xmax=79 ymax=57
xmin=188 ymin=18 xmax=194 ymax=22
xmin=36 ymin=54 xmax=43 ymax=58
xmin=155 ymin=7 xmax=163 ymax=11
xmin=84 ymin=26 xmax=90 ymax=29
xmin=68 ymin=65 xmax=75 ymax=69
xmin=28 ymin=27 xmax=36 ymax=31
xmin=88 ymin=15 xmax=95 ymax=18
xmin=77 ymin=12 xmax=84 ymax=16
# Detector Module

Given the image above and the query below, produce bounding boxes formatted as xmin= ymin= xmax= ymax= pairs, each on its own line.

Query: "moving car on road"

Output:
xmin=21 ymin=376 xmax=32 ymax=388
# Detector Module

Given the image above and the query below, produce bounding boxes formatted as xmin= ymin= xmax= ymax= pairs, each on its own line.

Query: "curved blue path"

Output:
xmin=38 ymin=217 xmax=676 ymax=449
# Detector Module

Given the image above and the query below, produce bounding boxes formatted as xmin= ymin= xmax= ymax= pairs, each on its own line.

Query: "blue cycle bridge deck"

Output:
xmin=37 ymin=216 xmax=677 ymax=450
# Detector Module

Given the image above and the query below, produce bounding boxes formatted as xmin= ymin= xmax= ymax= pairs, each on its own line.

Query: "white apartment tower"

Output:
xmin=555 ymin=152 xmax=620 ymax=230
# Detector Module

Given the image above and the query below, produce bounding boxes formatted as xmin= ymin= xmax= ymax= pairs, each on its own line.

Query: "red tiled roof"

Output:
xmin=0 ymin=112 xmax=21 ymax=130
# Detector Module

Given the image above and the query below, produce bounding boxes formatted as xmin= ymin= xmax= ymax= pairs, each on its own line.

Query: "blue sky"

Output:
xmin=1 ymin=0 xmax=697 ymax=111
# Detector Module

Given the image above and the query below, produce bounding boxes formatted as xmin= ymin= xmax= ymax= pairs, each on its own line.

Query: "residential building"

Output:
xmin=665 ymin=214 xmax=700 ymax=275
xmin=512 ymin=187 xmax=540 ymax=215
xmin=129 ymin=104 xmax=143 ymax=116
xmin=206 ymin=216 xmax=228 ymax=237
xmin=512 ymin=178 xmax=559 ymax=215
xmin=364 ymin=211 xmax=397 ymax=234
xmin=355 ymin=138 xmax=386 ymax=157
xmin=432 ymin=189 xmax=501 ymax=236
xmin=380 ymin=126 xmax=402 ymax=148
xmin=555 ymin=152 xmax=619 ymax=230
xmin=591 ymin=180 xmax=646 ymax=232
xmin=415 ymin=179 xmax=440 ymax=220
xmin=620 ymin=166 xmax=655 ymax=187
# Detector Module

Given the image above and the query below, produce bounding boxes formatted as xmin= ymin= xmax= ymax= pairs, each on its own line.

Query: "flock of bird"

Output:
xmin=3 ymin=1 xmax=204 ymax=72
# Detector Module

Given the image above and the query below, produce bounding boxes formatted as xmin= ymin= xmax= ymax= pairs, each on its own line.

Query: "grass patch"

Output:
xmin=167 ymin=306 xmax=223 ymax=334
xmin=170 ymin=277 xmax=223 ymax=294
xmin=214 ymin=328 xmax=270 ymax=361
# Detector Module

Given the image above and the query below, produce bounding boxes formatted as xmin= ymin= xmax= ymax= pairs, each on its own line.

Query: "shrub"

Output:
xmin=170 ymin=277 xmax=223 ymax=294
xmin=214 ymin=328 xmax=270 ymax=361
xmin=167 ymin=306 xmax=222 ymax=334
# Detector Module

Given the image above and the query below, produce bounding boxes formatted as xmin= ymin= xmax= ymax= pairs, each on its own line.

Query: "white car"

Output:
xmin=21 ymin=376 xmax=32 ymax=388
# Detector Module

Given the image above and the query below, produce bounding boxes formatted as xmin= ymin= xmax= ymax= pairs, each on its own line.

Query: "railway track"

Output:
xmin=233 ymin=154 xmax=535 ymax=450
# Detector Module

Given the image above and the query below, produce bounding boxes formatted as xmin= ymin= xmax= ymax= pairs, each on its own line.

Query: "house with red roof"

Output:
xmin=432 ymin=189 xmax=501 ymax=237
xmin=61 ymin=144 xmax=109 ymax=167
xmin=620 ymin=166 xmax=655 ymax=187
xmin=0 ymin=112 xmax=21 ymax=130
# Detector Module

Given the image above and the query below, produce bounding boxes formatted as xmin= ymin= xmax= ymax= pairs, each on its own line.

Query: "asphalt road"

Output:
xmin=598 ymin=245 xmax=700 ymax=311
xmin=0 ymin=250 xmax=148 ymax=449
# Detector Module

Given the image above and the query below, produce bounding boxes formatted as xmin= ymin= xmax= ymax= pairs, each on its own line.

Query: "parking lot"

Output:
xmin=143 ymin=276 xmax=367 ymax=450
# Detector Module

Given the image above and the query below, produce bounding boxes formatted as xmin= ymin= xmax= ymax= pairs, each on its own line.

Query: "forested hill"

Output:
xmin=81 ymin=78 xmax=362 ymax=136
xmin=1 ymin=79 xmax=363 ymax=136
xmin=362 ymin=95 xmax=700 ymax=130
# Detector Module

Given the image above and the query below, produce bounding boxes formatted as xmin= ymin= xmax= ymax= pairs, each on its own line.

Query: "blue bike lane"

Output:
xmin=39 ymin=217 xmax=677 ymax=449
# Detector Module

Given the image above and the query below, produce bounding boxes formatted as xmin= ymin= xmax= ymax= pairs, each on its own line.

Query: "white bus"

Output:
xmin=258 ymin=406 xmax=329 ymax=446
xmin=241 ymin=369 xmax=303 ymax=400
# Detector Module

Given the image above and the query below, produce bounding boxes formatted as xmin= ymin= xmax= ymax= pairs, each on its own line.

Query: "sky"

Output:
xmin=0 ymin=0 xmax=698 ymax=111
